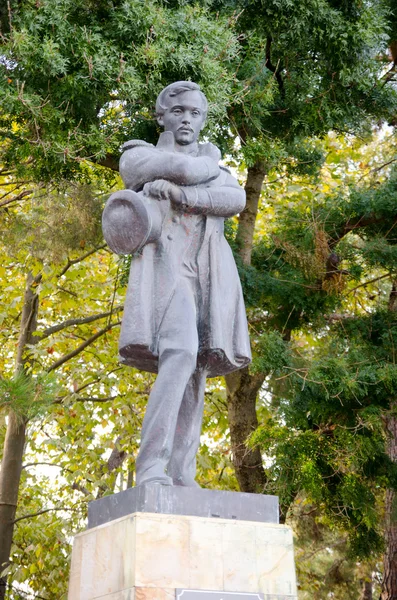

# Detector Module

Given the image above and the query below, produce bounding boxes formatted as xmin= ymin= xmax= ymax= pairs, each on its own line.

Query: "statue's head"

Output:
xmin=155 ymin=81 xmax=208 ymax=146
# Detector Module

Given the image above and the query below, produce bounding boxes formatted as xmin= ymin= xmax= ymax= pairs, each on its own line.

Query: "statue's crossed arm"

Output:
xmin=120 ymin=138 xmax=220 ymax=192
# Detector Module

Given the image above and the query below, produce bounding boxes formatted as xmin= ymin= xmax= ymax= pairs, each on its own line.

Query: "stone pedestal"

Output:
xmin=68 ymin=487 xmax=297 ymax=600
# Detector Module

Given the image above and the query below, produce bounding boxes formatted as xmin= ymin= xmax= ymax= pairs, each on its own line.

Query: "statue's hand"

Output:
xmin=143 ymin=180 xmax=185 ymax=206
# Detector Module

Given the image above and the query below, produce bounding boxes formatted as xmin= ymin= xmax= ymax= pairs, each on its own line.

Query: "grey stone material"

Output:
xmin=87 ymin=485 xmax=279 ymax=529
xmin=102 ymin=81 xmax=252 ymax=488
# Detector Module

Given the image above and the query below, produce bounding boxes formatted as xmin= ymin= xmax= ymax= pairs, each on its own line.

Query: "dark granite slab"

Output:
xmin=88 ymin=485 xmax=279 ymax=529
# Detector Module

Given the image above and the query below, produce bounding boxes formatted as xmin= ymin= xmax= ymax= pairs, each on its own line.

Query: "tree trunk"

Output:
xmin=226 ymin=368 xmax=267 ymax=492
xmin=0 ymin=412 xmax=27 ymax=599
xmin=381 ymin=407 xmax=397 ymax=600
xmin=0 ymin=272 xmax=39 ymax=599
xmin=235 ymin=160 xmax=267 ymax=266
xmin=359 ymin=577 xmax=372 ymax=600
xmin=381 ymin=281 xmax=397 ymax=600
xmin=225 ymin=160 xmax=267 ymax=492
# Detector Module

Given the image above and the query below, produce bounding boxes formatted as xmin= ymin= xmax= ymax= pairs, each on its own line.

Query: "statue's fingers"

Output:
xmin=142 ymin=182 xmax=152 ymax=197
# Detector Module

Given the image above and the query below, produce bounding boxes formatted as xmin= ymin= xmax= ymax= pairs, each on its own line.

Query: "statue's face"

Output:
xmin=157 ymin=90 xmax=206 ymax=145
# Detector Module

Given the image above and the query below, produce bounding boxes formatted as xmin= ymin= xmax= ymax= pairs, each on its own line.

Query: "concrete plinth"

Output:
xmin=68 ymin=511 xmax=297 ymax=600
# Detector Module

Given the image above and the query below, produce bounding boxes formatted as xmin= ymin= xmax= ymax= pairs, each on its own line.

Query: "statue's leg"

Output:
xmin=135 ymin=279 xmax=198 ymax=486
xmin=167 ymin=366 xmax=207 ymax=487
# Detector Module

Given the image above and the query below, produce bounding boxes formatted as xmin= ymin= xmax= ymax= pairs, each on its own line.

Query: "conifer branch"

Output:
xmin=73 ymin=396 xmax=119 ymax=403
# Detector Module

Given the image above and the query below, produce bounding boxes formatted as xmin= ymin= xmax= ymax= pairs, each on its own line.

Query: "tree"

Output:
xmin=0 ymin=169 xmax=239 ymax=597
xmin=220 ymin=0 xmax=397 ymax=495
xmin=0 ymin=0 xmax=238 ymax=181
xmin=2 ymin=0 xmax=397 ymax=597
xmin=0 ymin=2 xmax=239 ymax=595
xmin=0 ymin=164 xmax=124 ymax=596
xmin=244 ymin=127 xmax=397 ymax=598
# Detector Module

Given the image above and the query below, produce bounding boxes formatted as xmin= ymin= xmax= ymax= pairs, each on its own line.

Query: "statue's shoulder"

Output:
xmin=122 ymin=139 xmax=155 ymax=152
xmin=199 ymin=142 xmax=232 ymax=174
xmin=198 ymin=142 xmax=221 ymax=163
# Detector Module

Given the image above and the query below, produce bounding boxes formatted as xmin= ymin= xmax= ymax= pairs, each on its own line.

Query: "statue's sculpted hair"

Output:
xmin=156 ymin=81 xmax=208 ymax=116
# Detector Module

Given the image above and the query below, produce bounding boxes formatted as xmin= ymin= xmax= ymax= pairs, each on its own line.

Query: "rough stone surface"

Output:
xmin=88 ymin=485 xmax=279 ymax=529
xmin=68 ymin=512 xmax=297 ymax=600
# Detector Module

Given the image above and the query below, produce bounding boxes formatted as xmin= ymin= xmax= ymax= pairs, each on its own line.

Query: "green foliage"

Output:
xmin=292 ymin=502 xmax=381 ymax=599
xmin=0 ymin=0 xmax=238 ymax=181
xmin=252 ymin=402 xmax=391 ymax=558
xmin=221 ymin=0 xmax=396 ymax=168
xmin=118 ymin=254 xmax=132 ymax=288
xmin=251 ymin=329 xmax=290 ymax=375
xmin=1 ymin=0 xmax=396 ymax=183
xmin=1 ymin=0 xmax=397 ymax=597
xmin=242 ymin=125 xmax=397 ymax=577
xmin=0 ymin=184 xmax=105 ymax=263
xmin=0 ymin=372 xmax=58 ymax=421
xmin=9 ymin=477 xmax=78 ymax=598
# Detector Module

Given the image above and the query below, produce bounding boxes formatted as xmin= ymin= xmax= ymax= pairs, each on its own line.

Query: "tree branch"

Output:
xmin=57 ymin=244 xmax=107 ymax=278
xmin=62 ymin=366 xmax=124 ymax=396
xmin=0 ymin=183 xmax=28 ymax=202
xmin=107 ymin=436 xmax=126 ymax=472
xmin=37 ymin=306 xmax=123 ymax=340
xmin=348 ymin=273 xmax=391 ymax=294
xmin=46 ymin=320 xmax=121 ymax=372
xmin=6 ymin=583 xmax=48 ymax=600
xmin=71 ymin=482 xmax=91 ymax=497
xmin=358 ymin=157 xmax=397 ymax=180
xmin=91 ymin=153 xmax=119 ymax=171
xmin=12 ymin=506 xmax=77 ymax=524
xmin=96 ymin=435 xmax=129 ymax=499
xmin=389 ymin=278 xmax=397 ymax=312
xmin=72 ymin=395 xmax=120 ymax=403
xmin=265 ymin=37 xmax=285 ymax=99
xmin=325 ymin=313 xmax=355 ymax=322
xmin=330 ymin=215 xmax=397 ymax=248
xmin=0 ymin=189 xmax=33 ymax=208
xmin=22 ymin=461 xmax=65 ymax=471
xmin=53 ymin=367 xmax=124 ymax=405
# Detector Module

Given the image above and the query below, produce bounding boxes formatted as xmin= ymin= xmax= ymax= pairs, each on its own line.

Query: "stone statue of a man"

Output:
xmin=102 ymin=81 xmax=251 ymax=487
